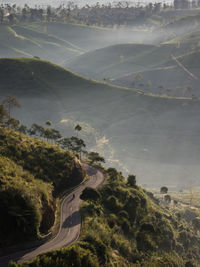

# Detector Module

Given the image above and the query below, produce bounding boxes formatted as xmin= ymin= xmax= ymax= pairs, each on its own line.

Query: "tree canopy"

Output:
xmin=160 ymin=186 xmax=168 ymax=194
xmin=80 ymin=187 xmax=101 ymax=202
xmin=88 ymin=152 xmax=105 ymax=164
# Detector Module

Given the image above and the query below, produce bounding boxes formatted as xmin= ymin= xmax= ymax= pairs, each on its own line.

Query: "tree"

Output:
xmin=47 ymin=6 xmax=52 ymax=22
xmin=57 ymin=138 xmax=72 ymax=150
xmin=164 ymin=194 xmax=171 ymax=204
xmin=80 ymin=187 xmax=101 ymax=202
xmin=58 ymin=136 xmax=86 ymax=158
xmin=2 ymin=96 xmax=20 ymax=118
xmin=45 ymin=120 xmax=52 ymax=127
xmin=0 ymin=104 xmax=8 ymax=126
xmin=6 ymin=118 xmax=20 ymax=130
xmin=160 ymin=186 xmax=168 ymax=194
xmin=127 ymin=174 xmax=136 ymax=187
xmin=49 ymin=128 xmax=62 ymax=144
xmin=28 ymin=123 xmax=44 ymax=137
xmin=75 ymin=124 xmax=82 ymax=137
xmin=71 ymin=137 xmax=86 ymax=158
xmin=88 ymin=152 xmax=105 ymax=164
xmin=18 ymin=124 xmax=28 ymax=134
xmin=0 ymin=7 xmax=4 ymax=23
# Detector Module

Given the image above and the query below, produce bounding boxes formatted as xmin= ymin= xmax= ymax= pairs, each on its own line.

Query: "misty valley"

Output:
xmin=0 ymin=1 xmax=200 ymax=266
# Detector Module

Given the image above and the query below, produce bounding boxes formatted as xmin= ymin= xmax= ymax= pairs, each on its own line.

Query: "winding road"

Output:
xmin=0 ymin=164 xmax=105 ymax=267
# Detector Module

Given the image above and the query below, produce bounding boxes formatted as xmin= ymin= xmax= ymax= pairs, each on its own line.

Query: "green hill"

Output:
xmin=0 ymin=127 xmax=85 ymax=247
xmin=30 ymin=22 xmax=150 ymax=51
xmin=1 ymin=57 xmax=200 ymax=187
xmin=67 ymin=43 xmax=156 ymax=79
xmin=67 ymin=43 xmax=187 ymax=80
xmin=112 ymin=49 xmax=200 ymax=97
xmin=0 ymin=24 xmax=82 ymax=65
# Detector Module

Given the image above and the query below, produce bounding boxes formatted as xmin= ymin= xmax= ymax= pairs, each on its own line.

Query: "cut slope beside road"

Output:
xmin=0 ymin=164 xmax=105 ymax=267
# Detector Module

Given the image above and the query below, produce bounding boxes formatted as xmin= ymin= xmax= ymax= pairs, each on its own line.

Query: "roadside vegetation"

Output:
xmin=16 ymin=167 xmax=200 ymax=266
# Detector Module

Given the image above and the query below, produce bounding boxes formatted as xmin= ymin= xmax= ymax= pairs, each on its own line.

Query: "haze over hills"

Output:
xmin=1 ymin=57 xmax=200 ymax=188
xmin=1 ymin=5 xmax=200 ymax=266
xmin=0 ymin=6 xmax=200 ymax=189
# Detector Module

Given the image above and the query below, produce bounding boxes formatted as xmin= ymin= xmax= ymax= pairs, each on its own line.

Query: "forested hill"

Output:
xmin=0 ymin=127 xmax=85 ymax=248
xmin=15 ymin=167 xmax=200 ymax=267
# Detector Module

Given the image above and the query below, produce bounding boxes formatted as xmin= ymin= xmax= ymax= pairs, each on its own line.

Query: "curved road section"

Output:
xmin=0 ymin=164 xmax=105 ymax=267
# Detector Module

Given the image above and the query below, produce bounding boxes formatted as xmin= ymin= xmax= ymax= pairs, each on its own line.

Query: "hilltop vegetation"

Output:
xmin=16 ymin=168 xmax=200 ymax=266
xmin=0 ymin=127 xmax=85 ymax=247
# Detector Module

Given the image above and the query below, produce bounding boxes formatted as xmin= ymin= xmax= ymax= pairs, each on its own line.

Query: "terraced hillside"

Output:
xmin=1 ymin=58 xmax=200 ymax=186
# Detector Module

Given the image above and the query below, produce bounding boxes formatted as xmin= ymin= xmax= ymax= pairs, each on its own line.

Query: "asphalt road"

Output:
xmin=0 ymin=164 xmax=105 ymax=267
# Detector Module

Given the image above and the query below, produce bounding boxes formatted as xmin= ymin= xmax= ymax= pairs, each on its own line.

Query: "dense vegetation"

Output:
xmin=16 ymin=168 xmax=200 ymax=266
xmin=0 ymin=127 xmax=85 ymax=247
xmin=0 ymin=2 xmax=184 ymax=28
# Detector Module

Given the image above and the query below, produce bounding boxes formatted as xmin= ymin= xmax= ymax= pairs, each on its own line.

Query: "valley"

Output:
xmin=1 ymin=2 xmax=200 ymax=266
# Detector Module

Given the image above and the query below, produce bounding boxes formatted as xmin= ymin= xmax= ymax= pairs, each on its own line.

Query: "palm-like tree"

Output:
xmin=75 ymin=124 xmax=82 ymax=137
xmin=2 ymin=96 xmax=20 ymax=118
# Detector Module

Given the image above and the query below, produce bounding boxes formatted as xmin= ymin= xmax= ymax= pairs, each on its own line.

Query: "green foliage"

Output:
xmin=19 ymin=243 xmax=99 ymax=267
xmin=75 ymin=124 xmax=82 ymax=137
xmin=127 ymin=174 xmax=136 ymax=187
xmin=0 ymin=127 xmax=85 ymax=247
xmin=0 ymin=155 xmax=51 ymax=246
xmin=80 ymin=187 xmax=101 ymax=202
xmin=160 ymin=186 xmax=168 ymax=194
xmin=18 ymin=168 xmax=200 ymax=266
xmin=88 ymin=152 xmax=105 ymax=165
xmin=58 ymin=136 xmax=86 ymax=157
xmin=0 ymin=104 xmax=8 ymax=125
xmin=0 ymin=128 xmax=84 ymax=193
xmin=2 ymin=96 xmax=20 ymax=117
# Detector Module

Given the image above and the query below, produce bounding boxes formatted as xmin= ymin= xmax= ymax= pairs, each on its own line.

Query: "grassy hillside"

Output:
xmin=67 ymin=43 xmax=184 ymax=80
xmin=0 ymin=22 xmax=152 ymax=65
xmin=16 ymin=168 xmax=200 ymax=266
xmin=0 ymin=24 xmax=82 ymax=65
xmin=115 ymin=49 xmax=200 ymax=96
xmin=1 ymin=58 xmax=200 ymax=187
xmin=0 ymin=127 xmax=85 ymax=247
xmin=67 ymin=43 xmax=156 ymax=79
xmin=28 ymin=22 xmax=151 ymax=51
